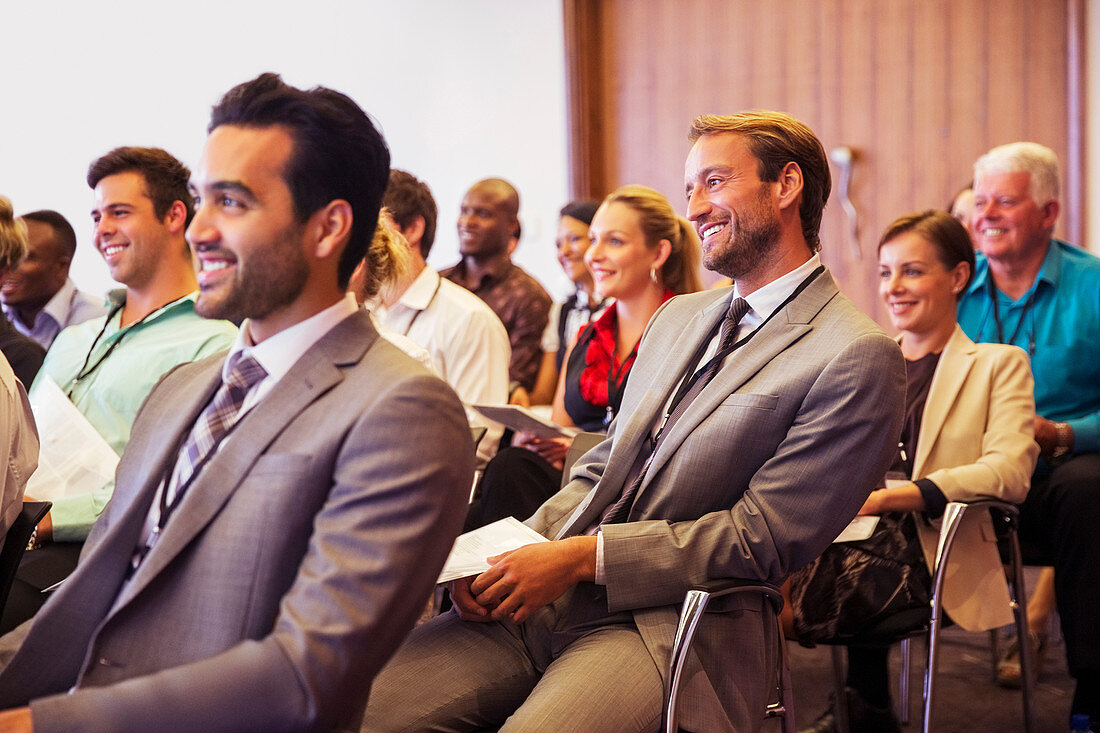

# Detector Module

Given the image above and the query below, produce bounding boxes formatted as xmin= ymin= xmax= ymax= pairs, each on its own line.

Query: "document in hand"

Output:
xmin=24 ymin=376 xmax=120 ymax=502
xmin=469 ymin=404 xmax=579 ymax=441
xmin=438 ymin=517 xmax=549 ymax=584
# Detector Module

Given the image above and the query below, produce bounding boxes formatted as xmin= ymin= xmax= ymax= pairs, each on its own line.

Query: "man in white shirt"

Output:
xmin=2 ymin=210 xmax=107 ymax=350
xmin=0 ymin=73 xmax=472 ymax=733
xmin=374 ymin=169 xmax=510 ymax=464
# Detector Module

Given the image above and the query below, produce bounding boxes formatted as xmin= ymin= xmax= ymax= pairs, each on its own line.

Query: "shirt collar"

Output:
xmin=734 ymin=253 xmax=822 ymax=323
xmin=966 ymin=239 xmax=1062 ymax=299
xmin=227 ymin=293 xmax=358 ymax=383
xmin=451 ymin=256 xmax=513 ymax=289
xmin=397 ymin=267 xmax=442 ymax=311
xmin=34 ymin=278 xmax=80 ymax=327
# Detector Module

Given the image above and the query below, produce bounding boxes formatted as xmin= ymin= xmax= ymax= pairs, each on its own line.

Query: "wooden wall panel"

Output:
xmin=564 ymin=0 xmax=1084 ymax=325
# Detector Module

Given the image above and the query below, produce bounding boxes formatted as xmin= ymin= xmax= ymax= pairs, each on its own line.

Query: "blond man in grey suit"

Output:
xmin=0 ymin=74 xmax=473 ymax=733
xmin=362 ymin=112 xmax=906 ymax=733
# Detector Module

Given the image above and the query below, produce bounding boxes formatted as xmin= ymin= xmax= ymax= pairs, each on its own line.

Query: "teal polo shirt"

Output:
xmin=957 ymin=239 xmax=1100 ymax=454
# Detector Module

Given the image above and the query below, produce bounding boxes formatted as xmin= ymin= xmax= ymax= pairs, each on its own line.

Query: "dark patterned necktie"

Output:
xmin=598 ymin=296 xmax=750 ymax=526
xmin=169 ymin=353 xmax=267 ymax=507
xmin=129 ymin=353 xmax=268 ymax=575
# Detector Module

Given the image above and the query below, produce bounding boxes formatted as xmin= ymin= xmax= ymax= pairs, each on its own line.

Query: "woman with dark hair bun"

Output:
xmin=521 ymin=199 xmax=606 ymax=406
xmin=794 ymin=210 xmax=1039 ymax=732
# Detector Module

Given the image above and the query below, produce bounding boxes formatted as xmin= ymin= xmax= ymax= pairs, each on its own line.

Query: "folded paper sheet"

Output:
xmin=25 ymin=376 xmax=119 ymax=502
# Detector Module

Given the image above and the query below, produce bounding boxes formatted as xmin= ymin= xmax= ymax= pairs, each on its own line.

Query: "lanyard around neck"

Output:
xmin=984 ymin=276 xmax=1037 ymax=357
xmin=66 ymin=301 xmax=160 ymax=399
xmin=659 ymin=265 xmax=825 ymax=441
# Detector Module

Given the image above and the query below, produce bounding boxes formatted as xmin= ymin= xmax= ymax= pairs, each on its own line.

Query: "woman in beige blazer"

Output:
xmin=801 ymin=210 xmax=1039 ymax=733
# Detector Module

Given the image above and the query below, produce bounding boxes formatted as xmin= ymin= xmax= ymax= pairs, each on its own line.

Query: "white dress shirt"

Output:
xmin=375 ymin=267 xmax=511 ymax=465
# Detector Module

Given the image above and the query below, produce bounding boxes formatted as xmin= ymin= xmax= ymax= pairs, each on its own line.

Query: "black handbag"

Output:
xmin=788 ymin=512 xmax=932 ymax=645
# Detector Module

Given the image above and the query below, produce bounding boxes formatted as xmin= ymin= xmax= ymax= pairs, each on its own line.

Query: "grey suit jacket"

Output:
xmin=0 ymin=310 xmax=474 ymax=733
xmin=528 ymin=270 xmax=906 ymax=733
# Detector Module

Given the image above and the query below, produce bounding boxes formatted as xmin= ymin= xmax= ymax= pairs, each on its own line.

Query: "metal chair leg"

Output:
xmin=1005 ymin=521 xmax=1037 ymax=733
xmin=924 ymin=500 xmax=1034 ymax=733
xmin=899 ymin=636 xmax=911 ymax=725
xmin=830 ymin=645 xmax=850 ymax=733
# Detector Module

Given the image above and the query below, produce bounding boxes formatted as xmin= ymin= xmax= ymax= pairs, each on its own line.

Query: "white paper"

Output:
xmin=437 ymin=517 xmax=549 ymax=584
xmin=469 ymin=404 xmax=579 ymax=440
xmin=833 ymin=515 xmax=880 ymax=543
xmin=24 ymin=376 xmax=120 ymax=502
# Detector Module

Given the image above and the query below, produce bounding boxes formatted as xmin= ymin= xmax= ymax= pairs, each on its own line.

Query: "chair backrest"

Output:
xmin=561 ymin=432 xmax=604 ymax=489
xmin=0 ymin=501 xmax=52 ymax=614
xmin=470 ymin=426 xmax=488 ymax=451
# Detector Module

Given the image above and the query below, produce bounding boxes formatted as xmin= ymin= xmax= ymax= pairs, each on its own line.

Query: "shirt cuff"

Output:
xmin=1066 ymin=415 xmax=1100 ymax=454
xmin=915 ymin=478 xmax=948 ymax=519
xmin=595 ymin=529 xmax=606 ymax=585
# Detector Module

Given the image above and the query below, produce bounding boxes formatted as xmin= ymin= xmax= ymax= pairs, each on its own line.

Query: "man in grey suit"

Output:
xmin=362 ymin=111 xmax=906 ymax=732
xmin=0 ymin=74 xmax=473 ymax=732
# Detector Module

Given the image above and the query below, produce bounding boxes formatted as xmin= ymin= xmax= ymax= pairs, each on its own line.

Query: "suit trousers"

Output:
xmin=1017 ymin=452 xmax=1100 ymax=679
xmin=464 ymin=448 xmax=560 ymax=533
xmin=361 ymin=583 xmax=662 ymax=732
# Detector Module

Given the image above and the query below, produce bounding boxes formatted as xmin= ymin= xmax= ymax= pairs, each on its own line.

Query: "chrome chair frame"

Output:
xmin=665 ymin=578 xmax=794 ymax=733
xmin=922 ymin=499 xmax=1035 ymax=732
xmin=828 ymin=499 xmax=1035 ymax=733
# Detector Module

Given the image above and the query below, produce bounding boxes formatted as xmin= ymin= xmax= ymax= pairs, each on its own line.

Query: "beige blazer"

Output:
xmin=910 ymin=325 xmax=1038 ymax=630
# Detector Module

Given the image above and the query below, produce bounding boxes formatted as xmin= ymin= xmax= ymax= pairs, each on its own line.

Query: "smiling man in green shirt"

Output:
xmin=3 ymin=147 xmax=236 ymax=632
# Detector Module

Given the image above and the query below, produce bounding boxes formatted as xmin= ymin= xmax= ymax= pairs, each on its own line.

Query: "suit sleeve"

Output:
xmin=28 ymin=374 xmax=474 ymax=733
xmin=921 ymin=346 xmax=1038 ymax=504
xmin=599 ymin=332 xmax=906 ymax=612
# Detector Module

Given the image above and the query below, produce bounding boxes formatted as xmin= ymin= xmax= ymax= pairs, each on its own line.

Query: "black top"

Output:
xmin=0 ymin=315 xmax=45 ymax=387
xmin=562 ymin=324 xmax=624 ymax=433
xmin=889 ymin=350 xmax=949 ymax=518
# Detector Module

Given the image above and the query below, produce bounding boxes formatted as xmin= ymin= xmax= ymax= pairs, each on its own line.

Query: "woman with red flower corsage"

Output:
xmin=466 ymin=185 xmax=701 ymax=531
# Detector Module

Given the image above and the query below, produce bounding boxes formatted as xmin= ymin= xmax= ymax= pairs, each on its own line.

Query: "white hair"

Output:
xmin=973 ymin=142 xmax=1059 ymax=206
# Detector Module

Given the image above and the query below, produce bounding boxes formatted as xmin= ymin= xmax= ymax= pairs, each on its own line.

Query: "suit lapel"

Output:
xmin=115 ymin=310 xmax=378 ymax=607
xmin=913 ymin=326 xmax=975 ymax=478
xmin=612 ymin=295 xmax=728 ymax=470
xmin=558 ymin=294 xmax=728 ymax=536
xmin=638 ymin=272 xmax=837 ymax=498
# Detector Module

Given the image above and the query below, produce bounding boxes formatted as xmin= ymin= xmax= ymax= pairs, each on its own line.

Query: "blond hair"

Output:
xmin=602 ymin=185 xmax=702 ymax=295
xmin=0 ymin=196 xmax=28 ymax=272
xmin=359 ymin=209 xmax=411 ymax=301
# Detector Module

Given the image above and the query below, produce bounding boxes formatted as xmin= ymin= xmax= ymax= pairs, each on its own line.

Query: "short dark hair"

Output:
xmin=383 ymin=169 xmax=438 ymax=258
xmin=87 ymin=147 xmax=194 ymax=226
xmin=208 ymin=73 xmax=391 ymax=289
xmin=689 ymin=111 xmax=830 ymax=252
xmin=879 ymin=209 xmax=976 ymax=298
xmin=559 ymin=200 xmax=600 ymax=226
xmin=21 ymin=210 xmax=77 ymax=259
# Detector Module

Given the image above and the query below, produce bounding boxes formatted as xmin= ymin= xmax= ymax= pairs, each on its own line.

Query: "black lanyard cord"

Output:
xmin=659 ymin=265 xmax=825 ymax=440
xmin=985 ymin=276 xmax=1037 ymax=357
xmin=66 ymin=302 xmax=161 ymax=399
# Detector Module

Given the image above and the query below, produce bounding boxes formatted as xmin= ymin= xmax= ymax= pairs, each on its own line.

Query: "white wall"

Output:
xmin=0 ymin=1 xmax=575 ymax=299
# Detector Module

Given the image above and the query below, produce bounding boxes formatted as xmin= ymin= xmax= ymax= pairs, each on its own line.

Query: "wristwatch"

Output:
xmin=1051 ymin=421 xmax=1074 ymax=462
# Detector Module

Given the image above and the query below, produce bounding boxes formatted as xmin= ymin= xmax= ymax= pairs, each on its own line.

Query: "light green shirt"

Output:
xmin=32 ymin=291 xmax=237 ymax=541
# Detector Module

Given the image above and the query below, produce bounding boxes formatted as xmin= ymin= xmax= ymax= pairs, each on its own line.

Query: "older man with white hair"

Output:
xmin=959 ymin=141 xmax=1100 ymax=724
